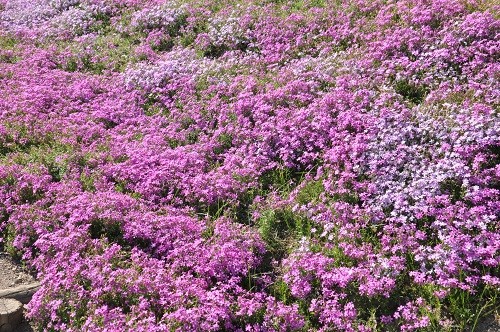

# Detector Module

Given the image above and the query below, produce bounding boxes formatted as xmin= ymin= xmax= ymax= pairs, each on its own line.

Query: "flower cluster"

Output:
xmin=130 ymin=3 xmax=187 ymax=34
xmin=0 ymin=0 xmax=498 ymax=330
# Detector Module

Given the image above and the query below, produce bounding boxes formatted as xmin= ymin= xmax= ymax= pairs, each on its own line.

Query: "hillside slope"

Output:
xmin=0 ymin=0 xmax=499 ymax=331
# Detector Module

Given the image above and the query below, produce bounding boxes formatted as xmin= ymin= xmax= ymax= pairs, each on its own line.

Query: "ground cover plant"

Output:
xmin=0 ymin=0 xmax=498 ymax=330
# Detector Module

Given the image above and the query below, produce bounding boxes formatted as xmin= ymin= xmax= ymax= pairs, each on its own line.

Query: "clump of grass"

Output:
xmin=89 ymin=218 xmax=124 ymax=244
xmin=257 ymin=208 xmax=314 ymax=259
xmin=0 ymin=34 xmax=17 ymax=50
xmin=296 ymin=179 xmax=324 ymax=205
xmin=259 ymin=167 xmax=304 ymax=198
xmin=394 ymin=79 xmax=429 ymax=104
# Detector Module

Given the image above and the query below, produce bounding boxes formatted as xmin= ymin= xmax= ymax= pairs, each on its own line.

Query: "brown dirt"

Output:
xmin=0 ymin=252 xmax=35 ymax=332
xmin=474 ymin=314 xmax=500 ymax=332
xmin=0 ymin=254 xmax=34 ymax=290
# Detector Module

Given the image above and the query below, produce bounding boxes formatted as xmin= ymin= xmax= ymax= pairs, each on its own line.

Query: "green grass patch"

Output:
xmin=296 ymin=179 xmax=324 ymax=205
xmin=394 ymin=79 xmax=429 ymax=104
xmin=0 ymin=34 xmax=17 ymax=50
xmin=257 ymin=208 xmax=314 ymax=258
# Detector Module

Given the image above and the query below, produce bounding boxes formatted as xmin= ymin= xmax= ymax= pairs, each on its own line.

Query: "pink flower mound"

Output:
xmin=0 ymin=0 xmax=498 ymax=330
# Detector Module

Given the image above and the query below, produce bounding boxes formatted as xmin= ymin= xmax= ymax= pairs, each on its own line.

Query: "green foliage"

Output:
xmin=321 ymin=244 xmax=355 ymax=267
xmin=296 ymin=179 xmax=324 ymax=205
xmin=271 ymin=279 xmax=293 ymax=304
xmin=0 ymin=173 xmax=16 ymax=186
xmin=96 ymin=34 xmax=142 ymax=72
xmin=90 ymin=12 xmax=112 ymax=34
xmin=445 ymin=284 xmax=499 ymax=331
xmin=12 ymin=141 xmax=74 ymax=182
xmin=357 ymin=223 xmax=382 ymax=250
xmin=261 ymin=0 xmax=327 ymax=10
xmin=151 ymin=38 xmax=174 ymax=52
xmin=64 ymin=58 xmax=78 ymax=72
xmin=180 ymin=33 xmax=196 ymax=47
xmin=0 ymin=122 xmax=51 ymax=157
xmin=201 ymin=222 xmax=215 ymax=240
xmin=203 ymin=44 xmax=229 ymax=58
xmin=0 ymin=34 xmax=17 ymax=49
xmin=213 ymin=133 xmax=233 ymax=155
xmin=184 ymin=130 xmax=199 ymax=144
xmin=2 ymin=224 xmax=22 ymax=260
xmin=60 ymin=54 xmax=107 ymax=74
xmin=203 ymin=200 xmax=231 ymax=220
xmin=167 ymin=13 xmax=189 ymax=38
xmin=53 ymin=299 xmax=89 ymax=330
xmin=89 ymin=219 xmax=124 ymax=244
xmin=332 ymin=191 xmax=360 ymax=205
xmin=394 ymin=79 xmax=429 ymax=104
xmin=19 ymin=185 xmax=44 ymax=204
xmin=80 ymin=171 xmax=97 ymax=192
xmin=257 ymin=208 xmax=313 ymax=259
xmin=58 ymin=32 xmax=144 ymax=74
xmin=113 ymin=179 xmax=142 ymax=199
xmin=142 ymin=93 xmax=170 ymax=117
xmin=0 ymin=35 xmax=19 ymax=63
xmin=439 ymin=177 xmax=466 ymax=202
xmin=259 ymin=167 xmax=302 ymax=198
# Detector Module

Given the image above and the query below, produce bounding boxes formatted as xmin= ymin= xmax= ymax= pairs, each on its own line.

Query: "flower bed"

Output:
xmin=0 ymin=0 xmax=498 ymax=330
